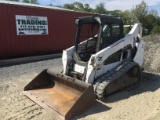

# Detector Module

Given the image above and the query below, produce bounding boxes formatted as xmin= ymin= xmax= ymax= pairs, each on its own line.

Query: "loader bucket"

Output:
xmin=23 ymin=69 xmax=96 ymax=120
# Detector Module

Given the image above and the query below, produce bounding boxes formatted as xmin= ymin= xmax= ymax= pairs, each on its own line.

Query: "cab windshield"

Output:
xmin=75 ymin=22 xmax=99 ymax=62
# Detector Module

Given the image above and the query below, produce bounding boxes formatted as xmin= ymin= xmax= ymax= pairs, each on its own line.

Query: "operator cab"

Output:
xmin=74 ymin=15 xmax=124 ymax=64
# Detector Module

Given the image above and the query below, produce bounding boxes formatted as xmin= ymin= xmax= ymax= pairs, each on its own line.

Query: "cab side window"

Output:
xmin=101 ymin=23 xmax=121 ymax=49
xmin=112 ymin=24 xmax=120 ymax=36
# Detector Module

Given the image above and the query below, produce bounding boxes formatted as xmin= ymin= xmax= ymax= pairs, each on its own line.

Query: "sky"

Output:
xmin=39 ymin=0 xmax=160 ymax=15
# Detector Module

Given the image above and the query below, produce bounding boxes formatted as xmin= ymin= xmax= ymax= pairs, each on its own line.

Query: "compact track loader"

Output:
xmin=24 ymin=15 xmax=145 ymax=120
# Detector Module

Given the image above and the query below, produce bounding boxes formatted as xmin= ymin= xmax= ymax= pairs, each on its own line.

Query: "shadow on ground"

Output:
xmin=76 ymin=72 xmax=160 ymax=119
xmin=104 ymin=72 xmax=160 ymax=103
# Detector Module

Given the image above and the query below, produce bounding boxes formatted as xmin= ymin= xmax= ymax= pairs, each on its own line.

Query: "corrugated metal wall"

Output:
xmin=0 ymin=3 xmax=91 ymax=59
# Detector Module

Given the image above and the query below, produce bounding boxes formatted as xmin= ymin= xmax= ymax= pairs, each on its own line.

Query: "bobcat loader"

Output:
xmin=23 ymin=15 xmax=145 ymax=120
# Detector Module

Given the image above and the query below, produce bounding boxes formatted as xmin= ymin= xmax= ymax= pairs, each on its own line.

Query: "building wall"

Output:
xmin=0 ymin=3 xmax=91 ymax=59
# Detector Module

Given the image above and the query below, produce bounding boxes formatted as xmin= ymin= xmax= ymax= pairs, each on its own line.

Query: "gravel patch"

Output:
xmin=0 ymin=58 xmax=63 ymax=120
xmin=0 ymin=34 xmax=160 ymax=120
xmin=0 ymin=58 xmax=62 ymax=82
xmin=143 ymin=34 xmax=160 ymax=73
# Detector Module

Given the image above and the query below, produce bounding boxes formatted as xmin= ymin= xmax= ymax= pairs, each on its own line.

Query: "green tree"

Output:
xmin=109 ymin=10 xmax=121 ymax=17
xmin=131 ymin=1 xmax=148 ymax=23
xmin=94 ymin=2 xmax=107 ymax=14
xmin=7 ymin=0 xmax=19 ymax=1
xmin=151 ymin=25 xmax=160 ymax=34
xmin=149 ymin=9 xmax=158 ymax=18
xmin=22 ymin=0 xmax=30 ymax=3
xmin=63 ymin=3 xmax=75 ymax=10
xmin=30 ymin=0 xmax=38 ymax=4
xmin=22 ymin=0 xmax=38 ymax=4
xmin=61 ymin=0 xmax=159 ymax=35
xmin=48 ymin=3 xmax=54 ymax=6
xmin=143 ymin=14 xmax=157 ymax=34
xmin=157 ymin=17 xmax=160 ymax=26
xmin=119 ymin=10 xmax=132 ymax=25
xmin=63 ymin=2 xmax=93 ymax=12
xmin=84 ymin=4 xmax=93 ymax=12
xmin=73 ymin=2 xmax=84 ymax=11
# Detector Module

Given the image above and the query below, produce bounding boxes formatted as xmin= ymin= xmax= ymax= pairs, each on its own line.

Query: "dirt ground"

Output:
xmin=0 ymin=35 xmax=160 ymax=120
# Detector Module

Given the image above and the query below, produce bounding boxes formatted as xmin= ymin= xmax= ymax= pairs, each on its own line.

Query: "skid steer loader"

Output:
xmin=23 ymin=15 xmax=145 ymax=120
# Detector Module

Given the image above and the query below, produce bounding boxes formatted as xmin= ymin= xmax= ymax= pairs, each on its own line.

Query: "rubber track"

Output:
xmin=94 ymin=61 xmax=139 ymax=101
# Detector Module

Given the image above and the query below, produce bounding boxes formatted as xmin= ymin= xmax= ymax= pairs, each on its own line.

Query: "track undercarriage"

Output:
xmin=94 ymin=61 xmax=142 ymax=100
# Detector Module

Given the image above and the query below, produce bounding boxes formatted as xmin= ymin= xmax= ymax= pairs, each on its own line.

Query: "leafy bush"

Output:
xmin=151 ymin=25 xmax=160 ymax=34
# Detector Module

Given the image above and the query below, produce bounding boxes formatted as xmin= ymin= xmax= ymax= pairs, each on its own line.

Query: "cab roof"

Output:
xmin=75 ymin=15 xmax=123 ymax=25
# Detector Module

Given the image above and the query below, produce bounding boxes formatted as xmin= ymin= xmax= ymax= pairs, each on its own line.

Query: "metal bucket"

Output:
xmin=23 ymin=69 xmax=96 ymax=120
